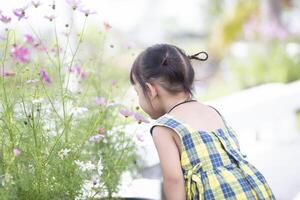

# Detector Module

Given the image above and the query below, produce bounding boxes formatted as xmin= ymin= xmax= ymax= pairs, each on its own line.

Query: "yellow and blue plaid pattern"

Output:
xmin=150 ymin=107 xmax=275 ymax=200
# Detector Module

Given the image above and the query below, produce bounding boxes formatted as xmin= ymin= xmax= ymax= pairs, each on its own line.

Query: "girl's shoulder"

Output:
xmin=149 ymin=113 xmax=191 ymax=139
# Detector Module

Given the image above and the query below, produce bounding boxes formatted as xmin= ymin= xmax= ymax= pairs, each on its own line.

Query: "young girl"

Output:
xmin=130 ymin=44 xmax=275 ymax=200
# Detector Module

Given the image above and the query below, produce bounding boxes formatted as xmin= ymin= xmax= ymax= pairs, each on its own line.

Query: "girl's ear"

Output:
xmin=145 ymin=82 xmax=158 ymax=100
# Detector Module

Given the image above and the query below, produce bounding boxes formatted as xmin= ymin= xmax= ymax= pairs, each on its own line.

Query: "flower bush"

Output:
xmin=0 ymin=1 xmax=148 ymax=199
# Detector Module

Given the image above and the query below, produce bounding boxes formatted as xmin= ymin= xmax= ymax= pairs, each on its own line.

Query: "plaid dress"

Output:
xmin=150 ymin=105 xmax=275 ymax=200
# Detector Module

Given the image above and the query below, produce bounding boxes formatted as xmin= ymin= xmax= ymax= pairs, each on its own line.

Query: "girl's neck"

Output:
xmin=161 ymin=93 xmax=193 ymax=114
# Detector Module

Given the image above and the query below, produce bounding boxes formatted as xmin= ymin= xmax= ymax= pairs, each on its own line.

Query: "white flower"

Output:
xmin=97 ymin=158 xmax=103 ymax=177
xmin=26 ymin=79 xmax=39 ymax=84
xmin=32 ymin=98 xmax=44 ymax=105
xmin=1 ymin=173 xmax=14 ymax=186
xmin=58 ymin=148 xmax=71 ymax=159
xmin=71 ymin=106 xmax=88 ymax=117
xmin=75 ymin=160 xmax=96 ymax=171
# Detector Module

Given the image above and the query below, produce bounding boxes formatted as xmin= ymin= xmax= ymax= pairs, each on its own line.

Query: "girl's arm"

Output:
xmin=152 ymin=126 xmax=186 ymax=200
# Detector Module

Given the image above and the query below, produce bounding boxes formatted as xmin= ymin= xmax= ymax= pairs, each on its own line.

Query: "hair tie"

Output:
xmin=188 ymin=51 xmax=208 ymax=61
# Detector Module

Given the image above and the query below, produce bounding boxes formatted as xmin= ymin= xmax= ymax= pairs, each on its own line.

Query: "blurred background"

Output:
xmin=1 ymin=0 xmax=300 ymax=199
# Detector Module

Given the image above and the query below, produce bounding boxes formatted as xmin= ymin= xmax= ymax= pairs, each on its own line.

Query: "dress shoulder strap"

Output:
xmin=149 ymin=114 xmax=191 ymax=139
xmin=207 ymin=104 xmax=230 ymax=132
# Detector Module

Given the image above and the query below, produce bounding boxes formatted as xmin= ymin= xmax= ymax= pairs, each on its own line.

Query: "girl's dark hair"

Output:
xmin=130 ymin=43 xmax=207 ymax=101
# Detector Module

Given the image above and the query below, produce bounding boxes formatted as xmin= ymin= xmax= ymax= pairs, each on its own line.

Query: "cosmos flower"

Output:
xmin=0 ymin=14 xmax=11 ymax=24
xmin=13 ymin=5 xmax=28 ymax=20
xmin=119 ymin=108 xmax=134 ymax=118
xmin=103 ymin=21 xmax=112 ymax=31
xmin=136 ymin=133 xmax=145 ymax=142
xmin=1 ymin=71 xmax=16 ymax=77
xmin=0 ymin=34 xmax=6 ymax=41
xmin=78 ymin=7 xmax=97 ymax=17
xmin=88 ymin=134 xmax=104 ymax=142
xmin=98 ymin=127 xmax=105 ymax=135
xmin=111 ymin=80 xmax=117 ymax=86
xmin=11 ymin=45 xmax=30 ymax=63
xmin=134 ymin=112 xmax=150 ymax=124
xmin=58 ymin=148 xmax=71 ymax=159
xmin=69 ymin=65 xmax=87 ymax=79
xmin=123 ymin=41 xmax=135 ymax=49
xmin=39 ymin=68 xmax=52 ymax=84
xmin=31 ymin=1 xmax=42 ymax=8
xmin=66 ymin=0 xmax=82 ymax=10
xmin=44 ymin=15 xmax=56 ymax=22
xmin=95 ymin=97 xmax=108 ymax=106
xmin=24 ymin=34 xmax=34 ymax=44
xmin=13 ymin=148 xmax=21 ymax=156
xmin=74 ymin=160 xmax=96 ymax=171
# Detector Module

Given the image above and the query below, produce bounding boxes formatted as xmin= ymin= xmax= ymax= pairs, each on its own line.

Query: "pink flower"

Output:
xmin=79 ymin=7 xmax=97 ymax=17
xmin=44 ymin=15 xmax=56 ymax=21
xmin=119 ymin=108 xmax=134 ymax=118
xmin=89 ymin=134 xmax=104 ymax=142
xmin=32 ymin=1 xmax=42 ymax=8
xmin=0 ymin=14 xmax=11 ymax=24
xmin=0 ymin=35 xmax=7 ymax=40
xmin=24 ymin=34 xmax=34 ymax=44
xmin=39 ymin=68 xmax=51 ymax=84
xmin=13 ymin=5 xmax=28 ymax=20
xmin=111 ymin=80 xmax=117 ymax=86
xmin=13 ymin=148 xmax=21 ymax=156
xmin=123 ymin=41 xmax=135 ymax=49
xmin=136 ymin=133 xmax=145 ymax=142
xmin=33 ymin=43 xmax=48 ymax=52
xmin=98 ymin=127 xmax=105 ymax=135
xmin=95 ymin=97 xmax=108 ymax=106
xmin=103 ymin=22 xmax=112 ymax=31
xmin=1 ymin=71 xmax=16 ymax=77
xmin=134 ymin=112 xmax=150 ymax=124
xmin=66 ymin=0 xmax=82 ymax=10
xmin=69 ymin=65 xmax=87 ymax=79
xmin=11 ymin=45 xmax=30 ymax=63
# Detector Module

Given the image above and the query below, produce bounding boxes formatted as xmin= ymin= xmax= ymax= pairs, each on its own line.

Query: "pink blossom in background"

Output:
xmin=66 ymin=0 xmax=82 ymax=10
xmin=39 ymin=68 xmax=52 ymax=84
xmin=13 ymin=5 xmax=28 ymax=20
xmin=103 ymin=22 xmax=112 ymax=31
xmin=13 ymin=148 xmax=21 ymax=156
xmin=79 ymin=7 xmax=97 ymax=17
xmin=119 ymin=108 xmax=134 ymax=118
xmin=69 ymin=65 xmax=87 ymax=79
xmin=95 ymin=97 xmax=108 ymax=106
xmin=0 ymin=14 xmax=11 ymax=24
xmin=1 ymin=71 xmax=16 ymax=77
xmin=34 ymin=43 xmax=48 ymax=52
xmin=11 ymin=45 xmax=30 ymax=63
xmin=136 ymin=133 xmax=145 ymax=142
xmin=89 ymin=134 xmax=104 ymax=142
xmin=243 ymin=15 xmax=289 ymax=40
xmin=0 ymin=35 xmax=7 ymax=40
xmin=134 ymin=112 xmax=150 ymax=124
xmin=24 ymin=34 xmax=34 ymax=44
xmin=260 ymin=21 xmax=289 ymax=40
xmin=111 ymin=80 xmax=117 ymax=86
xmin=123 ymin=41 xmax=135 ymax=49
xmin=44 ymin=15 xmax=56 ymax=22
xmin=98 ymin=127 xmax=105 ymax=135
xmin=31 ymin=1 xmax=42 ymax=8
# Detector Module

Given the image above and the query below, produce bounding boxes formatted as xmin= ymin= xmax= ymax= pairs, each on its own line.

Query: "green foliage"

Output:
xmin=228 ymin=41 xmax=300 ymax=88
